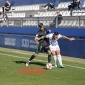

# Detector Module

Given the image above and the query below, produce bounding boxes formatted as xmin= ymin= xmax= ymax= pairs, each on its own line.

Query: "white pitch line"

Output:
xmin=64 ymin=64 xmax=85 ymax=70
xmin=0 ymin=53 xmax=47 ymax=62
xmin=0 ymin=53 xmax=85 ymax=70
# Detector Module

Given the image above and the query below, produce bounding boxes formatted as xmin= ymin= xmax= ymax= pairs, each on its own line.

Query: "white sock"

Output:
xmin=53 ymin=55 xmax=57 ymax=65
xmin=57 ymin=54 xmax=63 ymax=66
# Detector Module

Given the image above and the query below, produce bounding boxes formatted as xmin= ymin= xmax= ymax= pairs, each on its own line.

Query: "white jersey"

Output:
xmin=46 ymin=33 xmax=62 ymax=46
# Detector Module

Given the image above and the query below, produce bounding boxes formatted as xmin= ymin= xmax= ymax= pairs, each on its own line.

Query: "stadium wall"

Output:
xmin=0 ymin=33 xmax=85 ymax=59
xmin=0 ymin=27 xmax=85 ymax=37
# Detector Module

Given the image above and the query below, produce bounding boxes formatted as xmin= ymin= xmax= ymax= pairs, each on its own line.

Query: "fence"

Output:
xmin=1 ymin=16 xmax=85 ymax=28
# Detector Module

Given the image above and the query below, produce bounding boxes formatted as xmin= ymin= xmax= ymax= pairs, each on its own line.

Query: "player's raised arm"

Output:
xmin=34 ymin=34 xmax=39 ymax=45
xmin=62 ymin=35 xmax=75 ymax=41
xmin=35 ymin=36 xmax=45 ymax=41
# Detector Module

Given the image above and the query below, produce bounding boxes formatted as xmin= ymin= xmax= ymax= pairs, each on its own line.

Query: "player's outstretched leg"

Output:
xmin=26 ymin=53 xmax=38 ymax=66
xmin=47 ymin=49 xmax=52 ymax=63
xmin=48 ymin=54 xmax=51 ymax=63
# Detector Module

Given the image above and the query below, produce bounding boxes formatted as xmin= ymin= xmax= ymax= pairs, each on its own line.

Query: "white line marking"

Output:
xmin=64 ymin=64 xmax=85 ymax=70
xmin=0 ymin=53 xmax=85 ymax=70
xmin=0 ymin=53 xmax=47 ymax=62
xmin=3 ymin=67 xmax=13 ymax=74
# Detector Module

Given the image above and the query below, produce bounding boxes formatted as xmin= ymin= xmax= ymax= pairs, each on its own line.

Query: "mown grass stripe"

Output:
xmin=0 ymin=52 xmax=85 ymax=70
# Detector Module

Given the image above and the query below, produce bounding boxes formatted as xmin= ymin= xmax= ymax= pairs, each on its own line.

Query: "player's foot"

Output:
xmin=60 ymin=65 xmax=65 ymax=68
xmin=54 ymin=64 xmax=57 ymax=67
xmin=26 ymin=61 xmax=30 ymax=66
xmin=26 ymin=63 xmax=29 ymax=66
xmin=52 ymin=64 xmax=57 ymax=68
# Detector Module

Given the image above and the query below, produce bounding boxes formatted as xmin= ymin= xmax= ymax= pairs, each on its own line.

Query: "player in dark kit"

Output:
xmin=26 ymin=23 xmax=52 ymax=66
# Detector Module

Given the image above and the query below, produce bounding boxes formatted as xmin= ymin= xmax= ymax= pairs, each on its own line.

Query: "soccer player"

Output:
xmin=26 ymin=23 xmax=51 ymax=66
xmin=37 ymin=32 xmax=75 ymax=68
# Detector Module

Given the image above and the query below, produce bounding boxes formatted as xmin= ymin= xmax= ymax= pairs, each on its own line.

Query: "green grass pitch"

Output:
xmin=0 ymin=47 xmax=85 ymax=85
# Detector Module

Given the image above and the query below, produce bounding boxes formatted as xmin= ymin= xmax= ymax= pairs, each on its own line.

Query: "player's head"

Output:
xmin=38 ymin=23 xmax=44 ymax=30
xmin=53 ymin=32 xmax=59 ymax=39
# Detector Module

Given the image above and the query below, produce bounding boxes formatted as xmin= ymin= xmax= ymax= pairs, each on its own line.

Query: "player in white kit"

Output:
xmin=45 ymin=32 xmax=75 ymax=68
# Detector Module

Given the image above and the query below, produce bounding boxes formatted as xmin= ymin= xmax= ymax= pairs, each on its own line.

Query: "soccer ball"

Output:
xmin=46 ymin=63 xmax=52 ymax=69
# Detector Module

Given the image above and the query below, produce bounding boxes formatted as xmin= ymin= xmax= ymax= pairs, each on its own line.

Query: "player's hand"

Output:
xmin=70 ymin=38 xmax=75 ymax=41
xmin=48 ymin=30 xmax=51 ymax=32
xmin=35 ymin=38 xmax=40 ymax=41
xmin=35 ymin=36 xmax=45 ymax=41
xmin=34 ymin=38 xmax=39 ymax=45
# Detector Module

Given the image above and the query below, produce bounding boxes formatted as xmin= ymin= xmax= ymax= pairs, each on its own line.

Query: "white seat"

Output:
xmin=59 ymin=21 xmax=64 ymax=26
xmin=16 ymin=7 xmax=20 ymax=11
xmin=63 ymin=3 xmax=66 ymax=8
xmin=57 ymin=3 xmax=62 ymax=9
xmin=9 ymin=5 xmax=40 ymax=12
xmin=29 ymin=6 xmax=32 ymax=10
xmin=34 ymin=5 xmax=39 ymax=10
xmin=76 ymin=20 xmax=80 ymax=27
xmin=20 ymin=6 xmax=24 ymax=11
xmin=24 ymin=6 xmax=28 ymax=11
xmin=68 ymin=20 xmax=73 ymax=26
xmin=83 ymin=1 xmax=85 ymax=7
xmin=66 ymin=11 xmax=70 ymax=16
xmin=62 ymin=20 xmax=66 ymax=26
xmin=73 ymin=12 xmax=78 ymax=16
xmin=80 ymin=20 xmax=84 ymax=26
xmin=49 ymin=12 xmax=53 ymax=16
xmin=72 ymin=20 xmax=77 ymax=26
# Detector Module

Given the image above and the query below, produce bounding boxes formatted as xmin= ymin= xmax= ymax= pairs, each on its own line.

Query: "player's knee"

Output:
xmin=56 ymin=50 xmax=60 ymax=55
xmin=51 ymin=51 xmax=55 ymax=56
xmin=34 ymin=53 xmax=39 ymax=56
xmin=52 ymin=52 xmax=56 ymax=56
xmin=47 ymin=50 xmax=51 ymax=54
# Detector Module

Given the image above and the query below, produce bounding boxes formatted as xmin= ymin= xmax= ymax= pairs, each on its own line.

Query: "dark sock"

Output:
xmin=48 ymin=54 xmax=51 ymax=63
xmin=29 ymin=55 xmax=36 ymax=61
xmin=2 ymin=7 xmax=4 ymax=13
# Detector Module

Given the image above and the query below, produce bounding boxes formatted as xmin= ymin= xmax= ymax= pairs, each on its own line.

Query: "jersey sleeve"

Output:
xmin=58 ymin=34 xmax=63 ymax=39
xmin=35 ymin=34 xmax=38 ymax=38
xmin=46 ymin=33 xmax=53 ymax=38
xmin=35 ymin=30 xmax=39 ymax=38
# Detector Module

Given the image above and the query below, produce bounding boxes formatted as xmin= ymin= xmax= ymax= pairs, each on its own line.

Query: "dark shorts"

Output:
xmin=35 ymin=44 xmax=50 ymax=53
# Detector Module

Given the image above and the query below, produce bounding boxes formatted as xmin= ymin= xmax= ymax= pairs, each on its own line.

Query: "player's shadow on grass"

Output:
xmin=14 ymin=61 xmax=26 ymax=64
xmin=14 ymin=61 xmax=46 ymax=66
xmin=30 ymin=62 xmax=46 ymax=66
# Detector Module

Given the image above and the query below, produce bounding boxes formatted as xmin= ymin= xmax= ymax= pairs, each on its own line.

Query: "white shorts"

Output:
xmin=49 ymin=45 xmax=60 ymax=51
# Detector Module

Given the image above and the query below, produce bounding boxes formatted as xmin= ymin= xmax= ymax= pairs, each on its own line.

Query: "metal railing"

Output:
xmin=0 ymin=16 xmax=85 ymax=28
